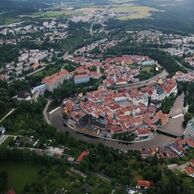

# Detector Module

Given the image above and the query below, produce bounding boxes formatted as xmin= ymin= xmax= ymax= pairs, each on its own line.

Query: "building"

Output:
xmin=136 ymin=128 xmax=151 ymax=139
xmin=31 ymin=84 xmax=46 ymax=95
xmin=74 ymin=74 xmax=90 ymax=84
xmin=162 ymin=79 xmax=177 ymax=97
xmin=184 ymin=166 xmax=194 ymax=178
xmin=142 ymin=60 xmax=156 ymax=66
xmin=74 ymin=67 xmax=91 ymax=84
xmin=136 ymin=180 xmax=152 ymax=189
xmin=76 ymin=150 xmax=89 ymax=163
xmin=46 ymin=147 xmax=64 ymax=159
xmin=0 ymin=126 xmax=6 ymax=136
xmin=42 ymin=69 xmax=71 ymax=92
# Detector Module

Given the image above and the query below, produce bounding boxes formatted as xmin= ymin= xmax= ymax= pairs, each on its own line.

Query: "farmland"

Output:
xmin=111 ymin=5 xmax=158 ymax=20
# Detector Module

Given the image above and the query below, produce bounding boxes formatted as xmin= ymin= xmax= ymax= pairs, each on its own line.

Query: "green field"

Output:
xmin=111 ymin=5 xmax=158 ymax=20
xmin=71 ymin=4 xmax=158 ymax=20
xmin=0 ymin=162 xmax=40 ymax=193
xmin=0 ymin=17 xmax=21 ymax=25
xmin=36 ymin=10 xmax=67 ymax=19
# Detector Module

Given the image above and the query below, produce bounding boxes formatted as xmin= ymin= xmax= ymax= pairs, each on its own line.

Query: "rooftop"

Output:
xmin=42 ymin=69 xmax=69 ymax=85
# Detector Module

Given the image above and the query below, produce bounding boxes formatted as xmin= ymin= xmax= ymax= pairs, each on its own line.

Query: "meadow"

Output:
xmin=0 ymin=162 xmax=40 ymax=193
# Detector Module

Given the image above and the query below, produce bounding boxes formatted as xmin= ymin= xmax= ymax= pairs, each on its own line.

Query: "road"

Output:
xmin=89 ymin=19 xmax=98 ymax=37
xmin=8 ymin=63 xmax=50 ymax=84
xmin=43 ymin=100 xmax=53 ymax=125
xmin=175 ymin=59 xmax=194 ymax=73
xmin=112 ymin=69 xmax=168 ymax=89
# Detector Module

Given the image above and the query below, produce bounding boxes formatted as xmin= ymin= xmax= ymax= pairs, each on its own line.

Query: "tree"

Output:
xmin=0 ymin=171 xmax=8 ymax=193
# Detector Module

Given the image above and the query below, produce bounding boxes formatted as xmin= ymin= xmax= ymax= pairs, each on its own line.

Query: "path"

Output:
xmin=43 ymin=100 xmax=53 ymax=125
xmin=0 ymin=108 xmax=15 ymax=123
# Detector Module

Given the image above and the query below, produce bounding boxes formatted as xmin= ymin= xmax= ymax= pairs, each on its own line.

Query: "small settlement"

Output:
xmin=57 ymin=55 xmax=179 ymax=140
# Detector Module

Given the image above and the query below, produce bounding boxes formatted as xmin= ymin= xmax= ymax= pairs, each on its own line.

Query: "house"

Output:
xmin=155 ymin=111 xmax=169 ymax=126
xmin=170 ymin=143 xmax=184 ymax=157
xmin=162 ymin=79 xmax=177 ymax=97
xmin=76 ymin=150 xmax=89 ymax=163
xmin=136 ymin=128 xmax=151 ymax=139
xmin=184 ymin=166 xmax=194 ymax=178
xmin=31 ymin=63 xmax=40 ymax=70
xmin=155 ymin=85 xmax=165 ymax=101
xmin=90 ymin=71 xmax=102 ymax=79
xmin=185 ymin=139 xmax=194 ymax=148
xmin=46 ymin=147 xmax=64 ymax=159
xmin=136 ymin=179 xmax=152 ymax=189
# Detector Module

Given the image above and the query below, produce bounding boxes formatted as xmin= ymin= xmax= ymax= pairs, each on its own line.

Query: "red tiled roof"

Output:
xmin=7 ymin=190 xmax=16 ymax=194
xmin=31 ymin=63 xmax=40 ymax=69
xmin=64 ymin=100 xmax=74 ymax=112
xmin=110 ymin=125 xmax=123 ymax=133
xmin=137 ymin=180 xmax=151 ymax=188
xmin=155 ymin=111 xmax=169 ymax=126
xmin=137 ymin=128 xmax=150 ymax=135
xmin=76 ymin=150 xmax=89 ymax=163
xmin=185 ymin=139 xmax=194 ymax=148
xmin=42 ymin=69 xmax=69 ymax=85
xmin=90 ymin=71 xmax=101 ymax=79
xmin=162 ymin=79 xmax=176 ymax=94
xmin=185 ymin=166 xmax=194 ymax=175
xmin=107 ymin=103 xmax=120 ymax=111
xmin=75 ymin=67 xmax=90 ymax=74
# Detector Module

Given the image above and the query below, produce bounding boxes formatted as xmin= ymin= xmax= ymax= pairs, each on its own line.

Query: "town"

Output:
xmin=0 ymin=0 xmax=194 ymax=194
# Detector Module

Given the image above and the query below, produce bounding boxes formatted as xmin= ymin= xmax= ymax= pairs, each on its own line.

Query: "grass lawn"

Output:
xmin=0 ymin=162 xmax=40 ymax=193
xmin=142 ymin=66 xmax=153 ymax=73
